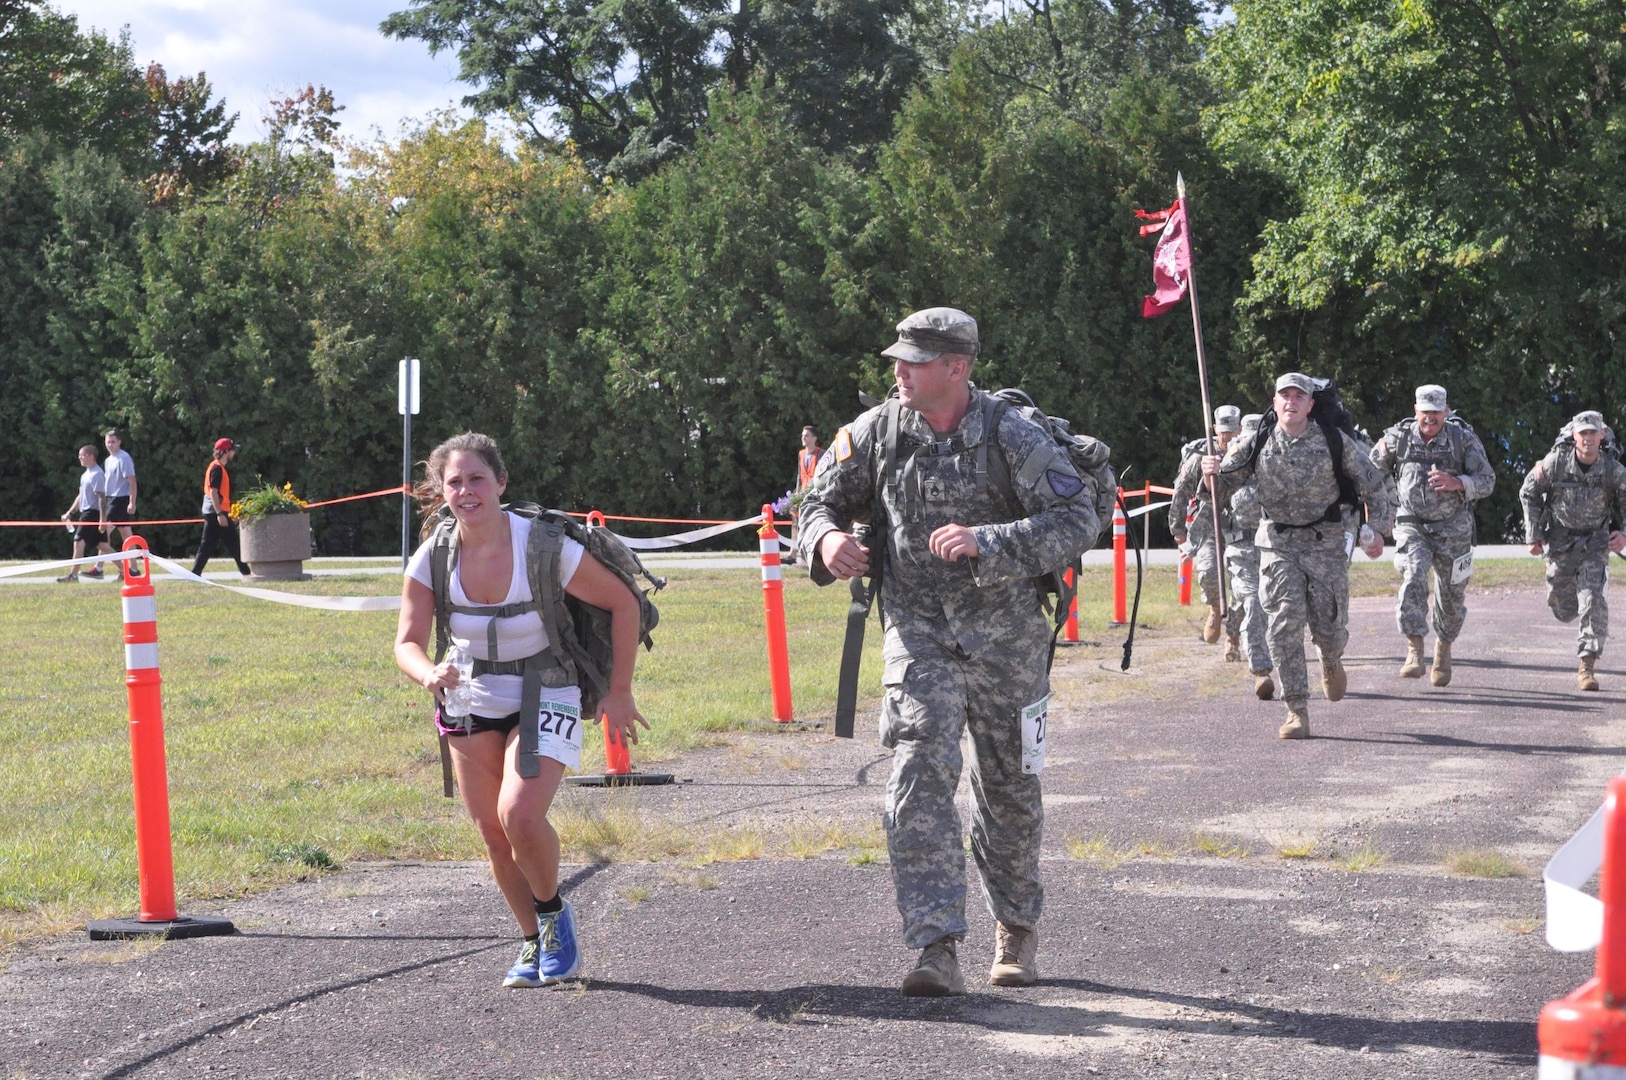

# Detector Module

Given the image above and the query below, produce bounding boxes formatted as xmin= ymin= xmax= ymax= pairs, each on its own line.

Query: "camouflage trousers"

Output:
xmin=1259 ymin=530 xmax=1351 ymax=705
xmin=1225 ymin=541 xmax=1271 ymax=674
xmin=1545 ymin=535 xmax=1612 ymax=658
xmin=1393 ymin=516 xmax=1475 ymax=642
xmin=880 ymin=619 xmax=1049 ymax=949
xmin=1194 ymin=539 xmax=1244 ymax=636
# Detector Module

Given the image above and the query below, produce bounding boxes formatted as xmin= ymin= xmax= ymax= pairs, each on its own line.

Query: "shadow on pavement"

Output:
xmin=581 ymin=976 xmax=1536 ymax=1063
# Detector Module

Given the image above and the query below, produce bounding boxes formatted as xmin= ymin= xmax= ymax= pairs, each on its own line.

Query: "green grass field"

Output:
xmin=0 ymin=554 xmax=1548 ymax=944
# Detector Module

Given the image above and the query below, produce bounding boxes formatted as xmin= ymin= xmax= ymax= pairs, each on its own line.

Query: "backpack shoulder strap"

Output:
xmin=525 ymin=510 xmax=571 ymax=671
xmin=983 ymin=396 xmax=1017 ymax=513
xmin=1317 ymin=417 xmax=1359 ymax=518
xmin=428 ymin=516 xmax=457 ymax=663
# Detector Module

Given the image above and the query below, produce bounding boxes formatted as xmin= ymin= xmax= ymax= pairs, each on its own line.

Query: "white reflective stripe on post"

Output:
xmin=1538 ymin=1058 xmax=1626 ymax=1079
xmin=761 ymin=564 xmax=782 ymax=582
xmin=125 ymin=643 xmax=159 ymax=671
xmin=123 ymin=595 xmax=157 ymax=625
xmin=759 ymin=540 xmax=780 ymax=557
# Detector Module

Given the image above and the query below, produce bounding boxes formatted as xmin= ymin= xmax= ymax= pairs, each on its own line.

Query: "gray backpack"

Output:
xmin=427 ymin=501 xmax=663 ymax=794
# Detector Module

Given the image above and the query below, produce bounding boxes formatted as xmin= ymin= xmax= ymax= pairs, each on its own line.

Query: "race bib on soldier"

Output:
xmin=1021 ymin=694 xmax=1050 ymax=775
xmin=834 ymin=427 xmax=853 ymax=462
xmin=537 ymin=694 xmax=585 ymax=769
xmin=1451 ymin=550 xmax=1474 ymax=585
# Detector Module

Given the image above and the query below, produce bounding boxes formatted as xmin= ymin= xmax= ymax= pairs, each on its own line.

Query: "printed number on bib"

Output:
xmin=1450 ymin=550 xmax=1473 ymax=585
xmin=1021 ymin=695 xmax=1050 ymax=775
xmin=536 ymin=698 xmax=585 ymax=761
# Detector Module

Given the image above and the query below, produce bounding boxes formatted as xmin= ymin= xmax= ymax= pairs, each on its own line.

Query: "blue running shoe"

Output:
xmin=502 ymin=937 xmax=543 ymax=988
xmin=537 ymin=900 xmax=581 ymax=985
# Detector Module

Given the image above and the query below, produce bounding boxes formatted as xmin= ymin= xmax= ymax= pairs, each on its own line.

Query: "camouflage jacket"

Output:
xmin=1520 ymin=447 xmax=1626 ymax=544
xmin=1372 ymin=419 xmax=1495 ymax=524
xmin=1215 ymin=423 xmax=1393 ymax=547
xmin=797 ymin=388 xmax=1099 ymax=654
xmin=1171 ymin=437 xmax=1237 ymax=542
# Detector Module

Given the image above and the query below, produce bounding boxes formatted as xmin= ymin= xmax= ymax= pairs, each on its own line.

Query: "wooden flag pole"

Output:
xmin=1176 ymin=173 xmax=1230 ymax=618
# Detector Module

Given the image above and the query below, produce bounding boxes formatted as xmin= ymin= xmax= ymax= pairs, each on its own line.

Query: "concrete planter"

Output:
xmin=240 ymin=512 xmax=312 ymax=581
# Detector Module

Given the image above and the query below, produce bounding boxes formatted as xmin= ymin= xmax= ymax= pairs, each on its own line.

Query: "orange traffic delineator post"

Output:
xmin=1110 ymin=488 xmax=1128 ymax=625
xmin=566 ymin=513 xmax=673 ymax=787
xmin=1178 ymin=497 xmax=1195 ymax=606
xmin=759 ymin=504 xmax=794 ymax=722
xmin=87 ymin=537 xmax=233 ymax=940
xmin=1061 ymin=566 xmax=1080 ymax=642
xmin=1540 ymin=775 xmax=1626 ymax=1076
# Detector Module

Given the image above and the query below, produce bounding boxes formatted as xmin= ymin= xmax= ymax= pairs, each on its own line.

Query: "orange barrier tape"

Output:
xmin=0 ymin=517 xmax=208 ymax=527
xmin=0 ymin=483 xmax=800 ymax=529
xmin=302 ymin=485 xmax=408 ymax=509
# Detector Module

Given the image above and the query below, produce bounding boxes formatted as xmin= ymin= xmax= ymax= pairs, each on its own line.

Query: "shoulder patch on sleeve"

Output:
xmin=1047 ymin=469 xmax=1085 ymax=500
xmin=834 ymin=428 xmax=853 ymax=462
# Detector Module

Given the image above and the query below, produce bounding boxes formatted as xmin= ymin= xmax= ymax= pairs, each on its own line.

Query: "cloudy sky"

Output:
xmin=54 ymin=0 xmax=474 ymax=144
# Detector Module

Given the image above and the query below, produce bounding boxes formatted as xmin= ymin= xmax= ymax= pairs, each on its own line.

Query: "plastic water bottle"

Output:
xmin=443 ymin=645 xmax=475 ymax=718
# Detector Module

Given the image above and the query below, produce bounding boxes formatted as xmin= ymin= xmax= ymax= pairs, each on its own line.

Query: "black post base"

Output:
xmin=565 ymin=772 xmax=676 ymax=787
xmin=87 ymin=914 xmax=236 ymax=941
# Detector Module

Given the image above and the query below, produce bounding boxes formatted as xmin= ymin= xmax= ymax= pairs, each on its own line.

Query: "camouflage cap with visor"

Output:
xmin=881 ymin=307 xmax=980 ymax=365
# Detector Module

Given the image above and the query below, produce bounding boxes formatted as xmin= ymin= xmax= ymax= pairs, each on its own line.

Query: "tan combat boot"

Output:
xmin=1202 ymin=603 xmax=1223 ymax=644
xmin=901 ymin=937 xmax=965 ymax=997
xmin=989 ymin=923 xmax=1038 ymax=987
xmin=1399 ymin=635 xmax=1426 ymax=679
xmin=1224 ymin=633 xmax=1242 ymax=662
xmin=1430 ymin=640 xmax=1452 ymax=687
xmin=1279 ymin=702 xmax=1310 ymax=740
xmin=1254 ymin=674 xmax=1275 ymax=701
xmin=1321 ymin=656 xmax=1347 ymax=702
xmin=1580 ymin=656 xmax=1601 ymax=692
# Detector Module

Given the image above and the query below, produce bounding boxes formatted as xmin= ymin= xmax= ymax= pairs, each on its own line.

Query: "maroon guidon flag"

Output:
xmin=1137 ymin=199 xmax=1191 ymax=318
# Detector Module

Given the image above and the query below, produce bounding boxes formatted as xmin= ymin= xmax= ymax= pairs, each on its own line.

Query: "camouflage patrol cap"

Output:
xmin=1274 ymin=372 xmax=1314 ymax=395
xmin=1572 ymin=410 xmax=1605 ymax=433
xmin=1414 ymin=384 xmax=1448 ymax=412
xmin=1239 ymin=412 xmax=1263 ymax=433
xmin=880 ymin=307 xmax=980 ymax=364
xmin=1213 ymin=405 xmax=1241 ymax=432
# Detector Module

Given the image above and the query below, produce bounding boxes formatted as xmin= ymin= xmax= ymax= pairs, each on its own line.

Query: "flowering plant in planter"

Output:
xmin=230 ymin=482 xmax=308 ymax=522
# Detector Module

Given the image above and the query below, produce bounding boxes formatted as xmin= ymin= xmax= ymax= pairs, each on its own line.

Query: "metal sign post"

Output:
xmin=398 ymin=357 xmax=420 ymax=569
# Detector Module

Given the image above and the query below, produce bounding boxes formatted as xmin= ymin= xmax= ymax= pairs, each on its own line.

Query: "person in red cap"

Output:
xmin=191 ymin=438 xmax=250 ymax=577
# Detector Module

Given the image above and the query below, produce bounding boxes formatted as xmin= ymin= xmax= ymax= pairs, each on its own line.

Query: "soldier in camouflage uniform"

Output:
xmin=1371 ymin=385 xmax=1495 ymax=687
xmin=1519 ymin=411 xmax=1626 ymax=691
xmin=1170 ymin=405 xmax=1242 ymax=646
xmin=798 ymin=308 xmax=1098 ymax=996
xmin=1220 ymin=414 xmax=1274 ymax=699
xmin=1204 ymin=373 xmax=1393 ymax=739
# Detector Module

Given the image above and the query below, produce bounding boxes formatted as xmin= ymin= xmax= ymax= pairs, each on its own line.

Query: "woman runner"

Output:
xmin=394 ymin=432 xmax=648 ymax=987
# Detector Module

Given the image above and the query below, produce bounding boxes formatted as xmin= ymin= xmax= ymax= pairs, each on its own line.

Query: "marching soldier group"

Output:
xmin=796 ymin=303 xmax=1626 ymax=1001
xmin=1184 ymin=382 xmax=1626 ymax=737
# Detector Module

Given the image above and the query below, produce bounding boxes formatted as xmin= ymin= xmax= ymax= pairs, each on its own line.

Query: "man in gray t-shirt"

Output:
xmin=58 ymin=445 xmax=113 ymax=581
xmin=102 ymin=429 xmax=138 ymax=544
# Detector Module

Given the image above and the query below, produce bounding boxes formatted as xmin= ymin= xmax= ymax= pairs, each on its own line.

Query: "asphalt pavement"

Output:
xmin=1 ymin=583 xmax=1614 ymax=1079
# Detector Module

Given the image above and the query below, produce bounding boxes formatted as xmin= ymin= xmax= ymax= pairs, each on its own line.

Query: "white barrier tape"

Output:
xmin=611 ymin=517 xmax=763 ymax=551
xmin=1127 ymin=500 xmax=1171 ymax=519
xmin=0 ymin=549 xmax=401 ymax=611
xmin=1545 ymin=789 xmax=1614 ymax=952
xmin=0 ymin=549 xmax=143 ymax=579
xmin=126 ymin=642 xmax=159 ymax=671
xmin=143 ymin=553 xmax=401 ymax=612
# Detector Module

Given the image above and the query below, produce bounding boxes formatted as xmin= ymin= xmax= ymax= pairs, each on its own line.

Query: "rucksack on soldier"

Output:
xmin=425 ymin=501 xmax=664 ymax=793
xmin=1239 ymin=376 xmax=1363 ymax=523
xmin=989 ymin=388 xmax=1117 ymax=545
